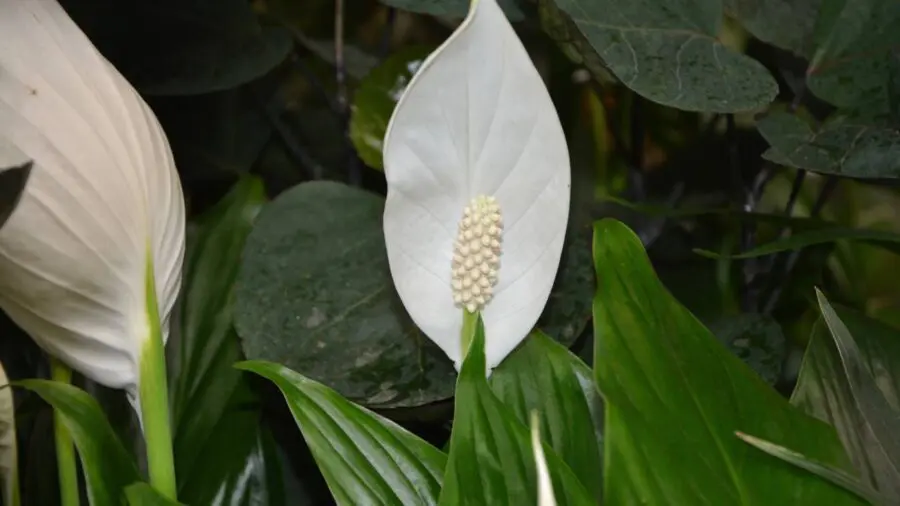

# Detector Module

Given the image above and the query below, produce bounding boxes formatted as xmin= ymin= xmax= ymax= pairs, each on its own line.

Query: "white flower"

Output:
xmin=382 ymin=0 xmax=570 ymax=371
xmin=0 ymin=0 xmax=185 ymax=396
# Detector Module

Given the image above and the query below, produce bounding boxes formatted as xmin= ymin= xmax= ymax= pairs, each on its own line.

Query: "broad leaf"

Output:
xmin=546 ymin=0 xmax=778 ymax=112
xmin=349 ymin=47 xmax=432 ymax=171
xmin=709 ymin=314 xmax=787 ymax=385
xmin=792 ymin=300 xmax=900 ymax=500
xmin=378 ymin=0 xmax=525 ymax=20
xmin=592 ymin=218 xmax=865 ymax=505
xmin=125 ymin=483 xmax=186 ymax=506
xmin=61 ymin=0 xmax=292 ymax=95
xmin=806 ymin=0 xmax=900 ymax=110
xmin=0 ymin=362 xmax=17 ymax=506
xmin=16 ymin=380 xmax=140 ymax=506
xmin=168 ymin=176 xmax=283 ymax=505
xmin=236 ymin=360 xmax=446 ymax=506
xmin=234 ymin=181 xmax=458 ymax=409
xmin=490 ymin=331 xmax=603 ymax=501
xmin=438 ymin=317 xmax=594 ymax=506
xmin=723 ymin=0 xmax=820 ymax=57
xmin=758 ymin=110 xmax=900 ymax=178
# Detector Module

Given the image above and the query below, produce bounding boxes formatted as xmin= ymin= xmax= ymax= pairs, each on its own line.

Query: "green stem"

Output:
xmin=460 ymin=309 xmax=479 ymax=359
xmin=50 ymin=358 xmax=79 ymax=506
xmin=138 ymin=255 xmax=177 ymax=499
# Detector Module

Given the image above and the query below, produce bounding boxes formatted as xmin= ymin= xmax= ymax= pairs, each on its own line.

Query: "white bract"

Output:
xmin=383 ymin=0 xmax=570 ymax=371
xmin=0 ymin=0 xmax=185 ymax=398
xmin=531 ymin=413 xmax=558 ymax=506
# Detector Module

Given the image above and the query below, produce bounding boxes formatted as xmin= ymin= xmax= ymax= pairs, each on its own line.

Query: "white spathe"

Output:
xmin=531 ymin=414 xmax=558 ymax=506
xmin=382 ymin=0 xmax=570 ymax=371
xmin=0 ymin=0 xmax=185 ymax=394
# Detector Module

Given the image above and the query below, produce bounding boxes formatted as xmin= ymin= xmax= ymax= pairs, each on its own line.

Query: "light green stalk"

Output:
xmin=461 ymin=309 xmax=479 ymax=359
xmin=49 ymin=358 xmax=78 ymax=506
xmin=138 ymin=254 xmax=177 ymax=499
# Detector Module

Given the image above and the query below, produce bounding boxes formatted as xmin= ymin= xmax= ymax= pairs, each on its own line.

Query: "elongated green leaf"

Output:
xmin=16 ymin=380 xmax=140 ymax=506
xmin=592 ymin=218 xmax=866 ymax=505
xmin=0 ymin=363 xmax=17 ymax=506
xmin=736 ymin=432 xmax=886 ymax=504
xmin=757 ymin=111 xmax=900 ymax=178
xmin=168 ymin=176 xmax=283 ymax=505
xmin=439 ymin=317 xmax=594 ymax=506
xmin=695 ymin=225 xmax=900 ymax=259
xmin=489 ymin=331 xmax=602 ymax=501
xmin=236 ymin=360 xmax=446 ymax=506
xmin=125 ymin=483 xmax=186 ymax=506
xmin=794 ymin=295 xmax=900 ymax=500
xmin=545 ymin=0 xmax=778 ymax=112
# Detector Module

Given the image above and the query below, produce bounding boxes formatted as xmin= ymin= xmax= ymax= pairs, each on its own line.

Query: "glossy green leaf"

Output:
xmin=489 ymin=331 xmax=602 ymax=501
xmin=709 ymin=314 xmax=787 ymax=386
xmin=169 ymin=176 xmax=283 ymax=506
xmin=234 ymin=181 xmax=458 ymax=409
xmin=439 ymin=317 xmax=594 ymax=506
xmin=592 ymin=218 xmax=866 ymax=505
xmin=15 ymin=380 xmax=140 ymax=506
xmin=236 ymin=360 xmax=446 ymax=506
xmin=349 ymin=46 xmax=433 ymax=171
xmin=0 ymin=363 xmax=17 ymax=506
xmin=378 ymin=0 xmax=525 ymax=20
xmin=806 ymin=0 xmax=900 ymax=110
xmin=758 ymin=111 xmax=900 ymax=178
xmin=546 ymin=0 xmax=778 ymax=112
xmin=723 ymin=0 xmax=820 ymax=57
xmin=125 ymin=483 xmax=186 ymax=506
xmin=791 ymin=298 xmax=900 ymax=500
xmin=60 ymin=0 xmax=291 ymax=95
xmin=736 ymin=432 xmax=886 ymax=504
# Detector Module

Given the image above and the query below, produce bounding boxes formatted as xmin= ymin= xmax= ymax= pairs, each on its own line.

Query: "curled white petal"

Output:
xmin=0 ymin=0 xmax=185 ymax=393
xmin=383 ymin=0 xmax=570 ymax=371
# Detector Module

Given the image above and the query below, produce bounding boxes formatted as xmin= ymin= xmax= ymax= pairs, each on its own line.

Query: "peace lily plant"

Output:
xmin=382 ymin=0 xmax=570 ymax=372
xmin=0 ymin=0 xmax=184 ymax=500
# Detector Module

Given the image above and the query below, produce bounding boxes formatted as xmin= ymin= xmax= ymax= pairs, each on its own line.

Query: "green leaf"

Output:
xmin=234 ymin=181 xmax=458 ymax=408
xmin=723 ymin=0 xmax=820 ymax=57
xmin=489 ymin=331 xmax=603 ymax=501
xmin=15 ymin=380 xmax=140 ymax=506
xmin=757 ymin=110 xmax=900 ymax=178
xmin=60 ymin=0 xmax=292 ymax=95
xmin=708 ymin=314 xmax=787 ymax=385
xmin=736 ymin=432 xmax=886 ymax=504
xmin=169 ymin=176 xmax=283 ymax=505
xmin=791 ymin=298 xmax=900 ymax=500
xmin=378 ymin=0 xmax=525 ymax=20
xmin=545 ymin=0 xmax=778 ymax=112
xmin=439 ymin=317 xmax=594 ymax=506
xmin=592 ymin=218 xmax=866 ymax=505
xmin=0 ymin=363 xmax=17 ymax=506
xmin=125 ymin=483 xmax=186 ymax=506
xmin=236 ymin=360 xmax=446 ymax=506
xmin=695 ymin=224 xmax=900 ymax=259
xmin=349 ymin=46 xmax=433 ymax=171
xmin=806 ymin=0 xmax=900 ymax=110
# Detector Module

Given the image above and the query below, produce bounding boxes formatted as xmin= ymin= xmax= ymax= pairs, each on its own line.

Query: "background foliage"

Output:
xmin=3 ymin=0 xmax=900 ymax=504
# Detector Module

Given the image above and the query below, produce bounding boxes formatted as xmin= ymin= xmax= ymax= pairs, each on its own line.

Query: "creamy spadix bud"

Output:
xmin=451 ymin=195 xmax=503 ymax=313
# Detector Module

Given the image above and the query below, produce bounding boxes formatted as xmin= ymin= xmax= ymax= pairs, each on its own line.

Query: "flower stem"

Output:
xmin=49 ymin=357 xmax=79 ymax=506
xmin=460 ymin=309 xmax=479 ymax=359
xmin=139 ymin=256 xmax=177 ymax=499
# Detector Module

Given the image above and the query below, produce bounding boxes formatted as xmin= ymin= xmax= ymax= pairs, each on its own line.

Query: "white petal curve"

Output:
xmin=0 ymin=0 xmax=185 ymax=392
xmin=383 ymin=0 xmax=570 ymax=371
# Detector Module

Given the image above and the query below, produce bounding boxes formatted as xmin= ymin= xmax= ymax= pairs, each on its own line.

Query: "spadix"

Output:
xmin=0 ymin=0 xmax=185 ymax=401
xmin=382 ymin=0 xmax=570 ymax=372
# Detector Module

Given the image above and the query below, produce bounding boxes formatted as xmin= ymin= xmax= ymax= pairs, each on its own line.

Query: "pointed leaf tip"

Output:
xmin=382 ymin=0 xmax=570 ymax=372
